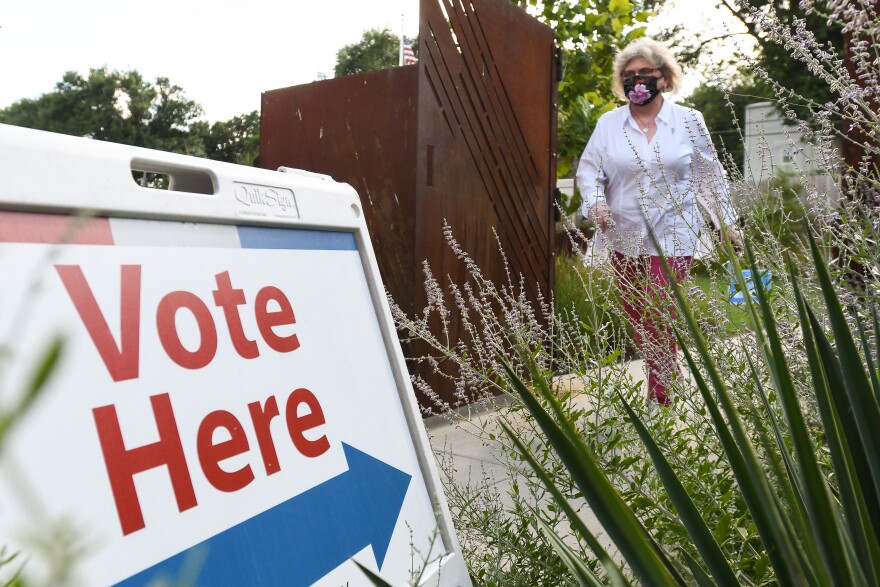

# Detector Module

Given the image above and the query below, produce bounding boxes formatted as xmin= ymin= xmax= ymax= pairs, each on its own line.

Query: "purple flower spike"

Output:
xmin=628 ymin=83 xmax=651 ymax=105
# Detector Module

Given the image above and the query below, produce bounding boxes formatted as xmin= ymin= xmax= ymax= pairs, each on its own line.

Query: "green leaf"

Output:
xmin=608 ymin=0 xmax=632 ymax=14
xmin=534 ymin=515 xmax=605 ymax=587
xmin=502 ymin=421 xmax=632 ymax=586
xmin=498 ymin=357 xmax=679 ymax=585
xmin=0 ymin=336 xmax=64 ymax=446
xmin=352 ymin=560 xmax=395 ymax=587
xmin=618 ymin=392 xmax=740 ymax=586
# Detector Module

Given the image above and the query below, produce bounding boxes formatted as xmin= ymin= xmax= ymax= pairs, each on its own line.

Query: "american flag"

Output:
xmin=403 ymin=37 xmax=418 ymax=65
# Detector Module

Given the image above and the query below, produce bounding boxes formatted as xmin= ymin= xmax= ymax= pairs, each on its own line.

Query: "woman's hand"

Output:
xmin=726 ymin=227 xmax=743 ymax=250
xmin=590 ymin=202 xmax=611 ymax=231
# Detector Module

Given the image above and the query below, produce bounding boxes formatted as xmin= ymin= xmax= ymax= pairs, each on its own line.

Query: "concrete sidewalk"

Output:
xmin=423 ymin=358 xmax=647 ymax=488
xmin=422 ymin=358 xmax=650 ymax=558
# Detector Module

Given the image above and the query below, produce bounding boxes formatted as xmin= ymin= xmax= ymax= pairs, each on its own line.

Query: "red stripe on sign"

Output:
xmin=0 ymin=211 xmax=113 ymax=245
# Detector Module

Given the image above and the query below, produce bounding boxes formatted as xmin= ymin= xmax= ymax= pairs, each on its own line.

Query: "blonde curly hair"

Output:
xmin=612 ymin=38 xmax=683 ymax=101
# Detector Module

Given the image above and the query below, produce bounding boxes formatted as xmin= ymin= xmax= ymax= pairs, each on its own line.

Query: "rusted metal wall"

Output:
xmin=259 ymin=0 xmax=556 ymax=408
xmin=415 ymin=0 xmax=557 ymax=405
xmin=260 ymin=67 xmax=420 ymax=316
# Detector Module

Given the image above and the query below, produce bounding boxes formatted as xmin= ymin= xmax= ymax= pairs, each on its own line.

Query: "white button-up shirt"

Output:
xmin=576 ymin=99 xmax=737 ymax=257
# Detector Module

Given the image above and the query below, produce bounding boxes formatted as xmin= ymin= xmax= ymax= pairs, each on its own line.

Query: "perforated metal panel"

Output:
xmin=260 ymin=0 xmax=557 ymax=407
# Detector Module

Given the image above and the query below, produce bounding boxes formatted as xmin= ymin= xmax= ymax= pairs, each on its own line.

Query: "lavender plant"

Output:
xmin=391 ymin=2 xmax=879 ymax=584
xmin=393 ymin=222 xmax=788 ymax=584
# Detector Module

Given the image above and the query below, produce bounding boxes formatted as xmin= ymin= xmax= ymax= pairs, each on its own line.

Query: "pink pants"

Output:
xmin=611 ymin=251 xmax=692 ymax=406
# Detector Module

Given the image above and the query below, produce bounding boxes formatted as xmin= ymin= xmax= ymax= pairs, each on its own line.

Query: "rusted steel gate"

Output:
xmin=260 ymin=0 xmax=557 ymax=408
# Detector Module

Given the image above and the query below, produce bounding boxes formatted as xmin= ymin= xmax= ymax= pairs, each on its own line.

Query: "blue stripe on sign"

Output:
xmin=114 ymin=444 xmax=411 ymax=587
xmin=237 ymin=226 xmax=357 ymax=251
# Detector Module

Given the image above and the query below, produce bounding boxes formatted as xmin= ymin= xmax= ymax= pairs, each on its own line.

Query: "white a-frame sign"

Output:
xmin=0 ymin=124 xmax=471 ymax=587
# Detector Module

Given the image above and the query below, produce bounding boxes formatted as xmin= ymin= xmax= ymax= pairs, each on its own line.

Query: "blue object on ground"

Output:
xmin=729 ymin=269 xmax=772 ymax=304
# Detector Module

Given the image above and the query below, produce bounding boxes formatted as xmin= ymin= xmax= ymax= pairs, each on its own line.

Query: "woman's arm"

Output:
xmin=576 ymin=119 xmax=611 ymax=228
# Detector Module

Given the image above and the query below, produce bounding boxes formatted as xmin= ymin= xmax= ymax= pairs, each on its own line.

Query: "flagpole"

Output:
xmin=399 ymin=13 xmax=405 ymax=66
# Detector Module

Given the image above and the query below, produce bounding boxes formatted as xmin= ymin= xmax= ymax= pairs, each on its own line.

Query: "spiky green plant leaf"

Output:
xmin=353 ymin=560 xmax=395 ymax=587
xmin=499 ymin=357 xmax=679 ymax=585
xmin=617 ymin=392 xmax=739 ymax=585
xmin=534 ymin=515 xmax=605 ymax=587
xmin=501 ymin=420 xmax=631 ymax=586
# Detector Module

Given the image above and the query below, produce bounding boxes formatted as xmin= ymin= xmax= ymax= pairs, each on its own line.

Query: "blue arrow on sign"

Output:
xmin=114 ymin=443 xmax=411 ymax=587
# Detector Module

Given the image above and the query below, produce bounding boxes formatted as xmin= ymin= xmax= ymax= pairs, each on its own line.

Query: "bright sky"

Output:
xmin=0 ymin=0 xmax=420 ymax=121
xmin=0 ymin=0 xmax=742 ymax=122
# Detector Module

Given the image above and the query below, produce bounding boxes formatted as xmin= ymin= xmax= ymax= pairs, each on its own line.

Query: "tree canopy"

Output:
xmin=516 ymin=0 xmax=654 ymax=208
xmin=334 ymin=28 xmax=416 ymax=77
xmin=719 ymin=0 xmax=843 ymax=110
xmin=663 ymin=0 xmax=844 ymax=115
xmin=0 ymin=67 xmax=259 ymax=164
xmin=683 ymin=71 xmax=774 ymax=170
xmin=192 ymin=111 xmax=260 ymax=165
xmin=0 ymin=68 xmax=204 ymax=154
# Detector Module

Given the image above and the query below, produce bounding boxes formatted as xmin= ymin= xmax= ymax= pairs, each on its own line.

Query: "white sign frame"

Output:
xmin=0 ymin=123 xmax=471 ymax=587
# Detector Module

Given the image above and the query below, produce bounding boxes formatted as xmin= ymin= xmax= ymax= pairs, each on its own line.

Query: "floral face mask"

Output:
xmin=623 ymin=75 xmax=661 ymax=106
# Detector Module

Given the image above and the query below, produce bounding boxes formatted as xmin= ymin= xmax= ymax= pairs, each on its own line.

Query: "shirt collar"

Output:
xmin=656 ymin=97 xmax=672 ymax=125
xmin=624 ymin=97 xmax=672 ymax=128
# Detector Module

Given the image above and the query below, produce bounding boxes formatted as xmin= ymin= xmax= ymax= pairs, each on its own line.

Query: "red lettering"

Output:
xmin=248 ymin=397 xmax=281 ymax=475
xmin=55 ymin=264 xmax=141 ymax=382
xmin=59 ymin=266 xmax=299 ymax=376
xmin=93 ymin=393 xmax=197 ymax=535
xmin=255 ymin=287 xmax=300 ymax=353
xmin=197 ymin=410 xmax=255 ymax=492
xmin=157 ymin=291 xmax=218 ymax=369
xmin=285 ymin=388 xmax=329 ymax=458
xmin=94 ymin=388 xmax=331 ymax=532
xmin=212 ymin=271 xmax=259 ymax=360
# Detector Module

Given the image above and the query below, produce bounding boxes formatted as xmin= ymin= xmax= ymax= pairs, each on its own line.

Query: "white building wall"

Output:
xmin=743 ymin=101 xmax=840 ymax=207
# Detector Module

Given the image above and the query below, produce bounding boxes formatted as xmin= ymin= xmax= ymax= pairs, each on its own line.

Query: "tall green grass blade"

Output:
xmin=675 ymin=334 xmax=812 ymax=585
xmin=791 ymin=260 xmax=880 ymax=584
xmin=501 ymin=421 xmax=632 ymax=586
xmin=617 ymin=392 xmax=739 ymax=586
xmin=352 ymin=560 xmax=395 ymax=587
xmin=734 ymin=249 xmax=812 ymax=544
xmin=805 ymin=303 xmax=880 ymax=584
xmin=873 ymin=303 xmax=880 ymax=396
xmin=742 ymin=347 xmax=806 ymax=522
xmin=533 ymin=515 xmax=605 ymax=587
xmin=518 ymin=353 xmax=688 ymax=587
xmin=681 ymin=550 xmax=718 ymax=587
xmin=856 ymin=312 xmax=880 ymax=399
xmin=807 ymin=230 xmax=880 ymax=506
xmin=0 ymin=548 xmax=22 ymax=587
xmin=648 ymin=227 xmax=810 ymax=584
xmin=804 ymin=304 xmax=880 ymax=546
xmin=740 ymin=242 xmax=851 ymax=584
xmin=646 ymin=532 xmax=691 ymax=586
xmin=499 ymin=358 xmax=680 ymax=586
xmin=0 ymin=337 xmax=63 ymax=447
xmin=720 ymin=240 xmax=826 ymax=584
xmin=511 ymin=345 xmax=686 ymax=584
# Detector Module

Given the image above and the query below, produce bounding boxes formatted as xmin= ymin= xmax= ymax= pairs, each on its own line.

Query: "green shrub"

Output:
xmin=390 ymin=1 xmax=880 ymax=582
xmin=502 ymin=231 xmax=880 ymax=585
xmin=743 ymin=170 xmax=812 ymax=258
